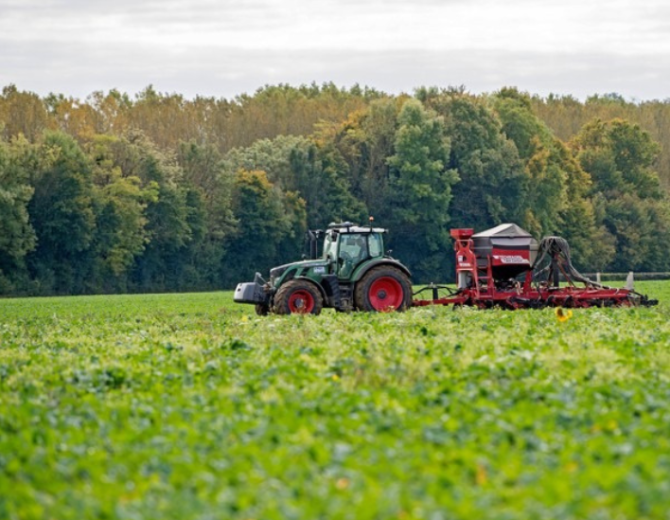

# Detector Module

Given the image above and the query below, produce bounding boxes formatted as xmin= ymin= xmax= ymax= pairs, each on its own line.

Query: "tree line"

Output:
xmin=1 ymin=84 xmax=669 ymax=295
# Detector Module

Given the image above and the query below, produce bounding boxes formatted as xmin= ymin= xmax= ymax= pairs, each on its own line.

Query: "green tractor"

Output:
xmin=234 ymin=221 xmax=412 ymax=315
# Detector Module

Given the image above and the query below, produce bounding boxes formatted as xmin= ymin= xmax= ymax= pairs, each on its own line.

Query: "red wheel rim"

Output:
xmin=368 ymin=277 xmax=404 ymax=311
xmin=288 ymin=290 xmax=315 ymax=314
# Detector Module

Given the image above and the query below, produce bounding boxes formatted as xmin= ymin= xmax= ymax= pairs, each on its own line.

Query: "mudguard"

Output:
xmin=351 ymin=258 xmax=412 ymax=283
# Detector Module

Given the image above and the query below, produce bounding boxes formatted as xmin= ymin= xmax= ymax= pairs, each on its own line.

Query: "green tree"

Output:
xmin=572 ymin=119 xmax=670 ymax=271
xmin=223 ymin=135 xmax=365 ymax=228
xmin=493 ymin=88 xmax=565 ymax=235
xmin=226 ymin=169 xmax=306 ymax=284
xmin=531 ymin=93 xmax=670 ymax=191
xmin=554 ymin=142 xmax=615 ymax=270
xmin=325 ymin=98 xmax=403 ymax=219
xmin=27 ymin=132 xmax=96 ymax=293
xmin=493 ymin=88 xmax=610 ymax=268
xmin=287 ymin=142 xmax=366 ymax=228
xmin=0 ymin=138 xmax=36 ymax=291
xmin=418 ymin=88 xmax=526 ymax=231
xmin=92 ymin=131 xmax=196 ymax=291
xmin=86 ymin=135 xmax=158 ymax=290
xmin=386 ymin=99 xmax=458 ymax=281
xmin=574 ymin=119 xmax=662 ymax=199
xmin=177 ymin=141 xmax=237 ymax=288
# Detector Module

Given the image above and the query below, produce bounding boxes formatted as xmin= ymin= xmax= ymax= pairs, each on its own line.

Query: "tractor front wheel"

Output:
xmin=355 ymin=266 xmax=412 ymax=312
xmin=255 ymin=303 xmax=270 ymax=316
xmin=273 ymin=280 xmax=324 ymax=315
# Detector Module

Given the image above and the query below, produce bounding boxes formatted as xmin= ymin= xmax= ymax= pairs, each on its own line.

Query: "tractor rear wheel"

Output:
xmin=273 ymin=280 xmax=323 ymax=315
xmin=355 ymin=266 xmax=412 ymax=312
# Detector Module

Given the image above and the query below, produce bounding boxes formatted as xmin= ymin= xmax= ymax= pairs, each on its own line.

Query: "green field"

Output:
xmin=2 ymin=282 xmax=670 ymax=519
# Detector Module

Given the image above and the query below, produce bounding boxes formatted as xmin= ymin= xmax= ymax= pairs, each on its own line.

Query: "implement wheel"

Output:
xmin=273 ymin=280 xmax=323 ymax=315
xmin=355 ymin=266 xmax=412 ymax=312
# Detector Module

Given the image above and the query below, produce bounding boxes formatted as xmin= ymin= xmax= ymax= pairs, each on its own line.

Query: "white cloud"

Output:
xmin=0 ymin=0 xmax=669 ymax=99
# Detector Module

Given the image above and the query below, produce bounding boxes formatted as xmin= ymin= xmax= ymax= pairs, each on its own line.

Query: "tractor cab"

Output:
xmin=321 ymin=222 xmax=386 ymax=278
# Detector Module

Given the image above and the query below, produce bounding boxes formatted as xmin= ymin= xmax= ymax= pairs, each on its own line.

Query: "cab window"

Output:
xmin=338 ymin=234 xmax=368 ymax=277
xmin=368 ymin=233 xmax=383 ymax=257
xmin=339 ymin=234 xmax=368 ymax=264
xmin=323 ymin=232 xmax=337 ymax=260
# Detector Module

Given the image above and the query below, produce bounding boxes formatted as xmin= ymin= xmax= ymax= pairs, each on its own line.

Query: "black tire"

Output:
xmin=273 ymin=279 xmax=324 ymax=315
xmin=354 ymin=266 xmax=412 ymax=312
xmin=255 ymin=303 xmax=269 ymax=316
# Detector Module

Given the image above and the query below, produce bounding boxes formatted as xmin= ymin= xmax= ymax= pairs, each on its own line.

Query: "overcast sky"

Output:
xmin=1 ymin=0 xmax=669 ymax=101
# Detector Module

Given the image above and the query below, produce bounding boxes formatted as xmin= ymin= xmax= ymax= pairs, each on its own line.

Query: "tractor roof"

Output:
xmin=327 ymin=222 xmax=386 ymax=234
xmin=473 ymin=223 xmax=533 ymax=238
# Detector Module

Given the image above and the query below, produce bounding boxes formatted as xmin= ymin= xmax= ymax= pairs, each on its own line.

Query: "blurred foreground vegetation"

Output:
xmin=1 ymin=283 xmax=669 ymax=519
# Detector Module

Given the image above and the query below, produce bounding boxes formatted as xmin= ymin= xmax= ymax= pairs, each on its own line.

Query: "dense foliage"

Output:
xmin=2 ymin=84 xmax=670 ymax=294
xmin=1 ymin=285 xmax=669 ymax=519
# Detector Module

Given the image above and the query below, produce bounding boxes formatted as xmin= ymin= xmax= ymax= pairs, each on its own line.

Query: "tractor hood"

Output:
xmin=270 ymin=259 xmax=328 ymax=281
